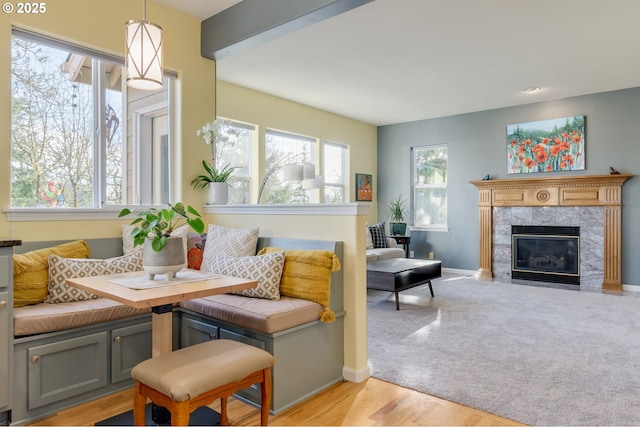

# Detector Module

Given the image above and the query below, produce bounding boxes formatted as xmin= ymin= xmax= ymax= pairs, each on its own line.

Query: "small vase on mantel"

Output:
xmin=208 ymin=182 xmax=229 ymax=205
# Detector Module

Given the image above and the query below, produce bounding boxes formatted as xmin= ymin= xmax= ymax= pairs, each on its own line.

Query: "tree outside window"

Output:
xmin=10 ymin=30 xmax=173 ymax=209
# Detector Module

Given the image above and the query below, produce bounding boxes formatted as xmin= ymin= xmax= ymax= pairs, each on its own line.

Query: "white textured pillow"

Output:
xmin=122 ymin=224 xmax=138 ymax=255
xmin=202 ymin=224 xmax=259 ymax=264
xmin=365 ymin=222 xmax=374 ymax=250
xmin=122 ymin=224 xmax=189 ymax=255
xmin=201 ymin=252 xmax=285 ymax=300
xmin=45 ymin=251 xmax=143 ymax=304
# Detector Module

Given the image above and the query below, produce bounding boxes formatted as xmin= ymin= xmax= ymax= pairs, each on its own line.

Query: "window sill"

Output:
xmin=409 ymin=225 xmax=450 ymax=232
xmin=203 ymin=203 xmax=370 ymax=216
xmin=5 ymin=206 xmax=156 ymax=222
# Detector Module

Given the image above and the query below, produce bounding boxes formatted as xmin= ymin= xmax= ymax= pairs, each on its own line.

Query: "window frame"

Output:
xmin=7 ymin=27 xmax=177 ymax=221
xmin=323 ymin=141 xmax=347 ymax=203
xmin=262 ymin=128 xmax=318 ymax=204
xmin=215 ymin=118 xmax=255 ymax=205
xmin=411 ymin=144 xmax=449 ymax=232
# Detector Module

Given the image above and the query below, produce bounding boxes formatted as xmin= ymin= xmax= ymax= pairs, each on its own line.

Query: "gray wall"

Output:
xmin=377 ymin=87 xmax=640 ymax=286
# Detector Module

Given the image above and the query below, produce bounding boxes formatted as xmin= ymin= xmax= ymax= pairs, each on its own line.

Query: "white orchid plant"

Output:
xmin=193 ymin=119 xmax=239 ymax=188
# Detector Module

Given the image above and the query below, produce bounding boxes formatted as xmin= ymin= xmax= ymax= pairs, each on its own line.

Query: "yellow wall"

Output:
xmin=218 ymin=80 xmax=378 ymax=217
xmin=0 ymin=0 xmax=215 ymax=241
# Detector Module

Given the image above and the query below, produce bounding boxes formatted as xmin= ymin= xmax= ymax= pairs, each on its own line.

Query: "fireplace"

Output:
xmin=511 ymin=225 xmax=580 ymax=285
xmin=470 ymin=174 xmax=631 ymax=290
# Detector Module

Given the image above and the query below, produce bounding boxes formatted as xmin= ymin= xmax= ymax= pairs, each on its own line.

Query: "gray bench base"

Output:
xmin=178 ymin=308 xmax=344 ymax=415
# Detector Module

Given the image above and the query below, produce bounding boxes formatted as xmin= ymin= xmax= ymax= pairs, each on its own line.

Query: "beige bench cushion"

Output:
xmin=14 ymin=298 xmax=150 ymax=336
xmin=131 ymin=339 xmax=275 ymax=402
xmin=179 ymin=294 xmax=322 ymax=334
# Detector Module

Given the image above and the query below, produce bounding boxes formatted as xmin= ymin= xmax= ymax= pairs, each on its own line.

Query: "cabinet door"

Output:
xmin=111 ymin=322 xmax=152 ymax=383
xmin=0 ymin=291 xmax=9 ymax=411
xmin=180 ymin=316 xmax=218 ymax=348
xmin=28 ymin=332 xmax=108 ymax=409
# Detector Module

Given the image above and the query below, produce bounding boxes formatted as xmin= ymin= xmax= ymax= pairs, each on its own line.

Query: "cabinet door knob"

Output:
xmin=114 ymin=336 xmax=122 ymax=343
xmin=31 ymin=355 xmax=40 ymax=363
xmin=0 ymin=300 xmax=6 ymax=308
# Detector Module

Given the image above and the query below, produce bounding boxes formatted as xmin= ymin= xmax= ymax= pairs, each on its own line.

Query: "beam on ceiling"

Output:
xmin=201 ymin=0 xmax=374 ymax=60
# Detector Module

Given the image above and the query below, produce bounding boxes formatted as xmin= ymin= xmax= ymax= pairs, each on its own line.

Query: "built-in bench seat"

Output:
xmin=14 ymin=298 xmax=150 ymax=336
xmin=179 ymin=294 xmax=322 ymax=334
xmin=9 ymin=236 xmax=344 ymax=425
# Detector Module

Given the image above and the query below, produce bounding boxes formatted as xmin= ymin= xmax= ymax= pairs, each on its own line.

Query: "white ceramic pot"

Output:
xmin=208 ymin=182 xmax=229 ymax=205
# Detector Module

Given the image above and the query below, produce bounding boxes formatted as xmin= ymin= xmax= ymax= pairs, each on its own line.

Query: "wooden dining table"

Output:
xmin=66 ymin=269 xmax=258 ymax=425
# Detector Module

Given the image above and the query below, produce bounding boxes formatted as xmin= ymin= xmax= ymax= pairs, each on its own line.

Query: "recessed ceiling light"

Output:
xmin=524 ymin=86 xmax=541 ymax=94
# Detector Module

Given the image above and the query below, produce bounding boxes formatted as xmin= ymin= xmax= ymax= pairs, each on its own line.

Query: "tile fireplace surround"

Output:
xmin=470 ymin=174 xmax=632 ymax=291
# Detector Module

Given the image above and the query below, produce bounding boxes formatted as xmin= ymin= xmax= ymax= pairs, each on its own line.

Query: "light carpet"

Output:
xmin=367 ymin=275 xmax=640 ymax=426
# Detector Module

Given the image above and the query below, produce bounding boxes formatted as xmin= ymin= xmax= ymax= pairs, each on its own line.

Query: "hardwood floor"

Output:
xmin=27 ymin=378 xmax=524 ymax=426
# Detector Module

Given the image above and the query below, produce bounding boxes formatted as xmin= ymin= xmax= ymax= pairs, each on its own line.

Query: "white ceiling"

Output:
xmin=155 ymin=0 xmax=640 ymax=126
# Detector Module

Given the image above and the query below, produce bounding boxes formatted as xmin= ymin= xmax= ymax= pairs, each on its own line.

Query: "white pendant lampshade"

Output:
xmin=125 ymin=0 xmax=163 ymax=91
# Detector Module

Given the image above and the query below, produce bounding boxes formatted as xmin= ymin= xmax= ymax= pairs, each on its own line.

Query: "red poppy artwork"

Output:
xmin=506 ymin=116 xmax=585 ymax=174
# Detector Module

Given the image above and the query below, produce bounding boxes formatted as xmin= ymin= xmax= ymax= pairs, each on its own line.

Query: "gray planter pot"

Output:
xmin=142 ymin=237 xmax=186 ymax=281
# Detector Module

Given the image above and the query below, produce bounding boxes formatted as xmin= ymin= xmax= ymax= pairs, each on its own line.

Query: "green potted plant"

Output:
xmin=385 ymin=195 xmax=409 ymax=235
xmin=191 ymin=161 xmax=238 ymax=205
xmin=119 ymin=203 xmax=205 ymax=280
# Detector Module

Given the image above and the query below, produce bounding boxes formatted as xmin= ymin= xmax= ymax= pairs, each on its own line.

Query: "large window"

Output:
xmin=324 ymin=142 xmax=347 ymax=203
xmin=10 ymin=29 xmax=174 ymax=209
xmin=412 ymin=145 xmax=447 ymax=228
xmin=262 ymin=130 xmax=317 ymax=204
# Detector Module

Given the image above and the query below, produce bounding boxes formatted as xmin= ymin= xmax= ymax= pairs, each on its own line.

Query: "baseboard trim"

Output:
xmin=442 ymin=267 xmax=476 ymax=276
xmin=623 ymin=284 xmax=640 ymax=292
xmin=343 ymin=365 xmax=370 ymax=383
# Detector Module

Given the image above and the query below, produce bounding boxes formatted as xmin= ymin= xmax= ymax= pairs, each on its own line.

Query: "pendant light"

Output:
xmin=125 ymin=0 xmax=163 ymax=90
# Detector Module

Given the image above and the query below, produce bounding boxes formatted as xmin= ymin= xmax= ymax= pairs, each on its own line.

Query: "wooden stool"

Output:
xmin=131 ymin=339 xmax=275 ymax=426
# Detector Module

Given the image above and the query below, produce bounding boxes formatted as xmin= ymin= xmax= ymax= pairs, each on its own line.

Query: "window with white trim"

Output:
xmin=262 ymin=129 xmax=317 ymax=204
xmin=412 ymin=145 xmax=448 ymax=228
xmin=10 ymin=28 xmax=175 ymax=209
xmin=214 ymin=119 xmax=254 ymax=204
xmin=323 ymin=141 xmax=347 ymax=203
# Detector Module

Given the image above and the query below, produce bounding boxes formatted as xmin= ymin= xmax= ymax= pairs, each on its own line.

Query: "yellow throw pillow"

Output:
xmin=257 ymin=247 xmax=341 ymax=322
xmin=13 ymin=240 xmax=91 ymax=307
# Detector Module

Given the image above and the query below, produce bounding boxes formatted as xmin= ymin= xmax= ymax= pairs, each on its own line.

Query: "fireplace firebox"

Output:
xmin=511 ymin=225 xmax=580 ymax=285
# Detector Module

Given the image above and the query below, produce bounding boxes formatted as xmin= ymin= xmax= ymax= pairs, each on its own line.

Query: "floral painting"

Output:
xmin=507 ymin=116 xmax=585 ymax=174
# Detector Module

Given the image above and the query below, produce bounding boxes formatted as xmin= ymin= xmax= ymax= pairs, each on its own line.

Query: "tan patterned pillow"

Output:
xmin=201 ymin=252 xmax=284 ymax=300
xmin=202 ymin=224 xmax=259 ymax=263
xmin=45 ymin=251 xmax=143 ymax=304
